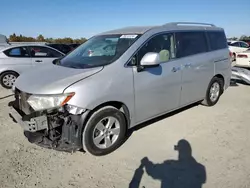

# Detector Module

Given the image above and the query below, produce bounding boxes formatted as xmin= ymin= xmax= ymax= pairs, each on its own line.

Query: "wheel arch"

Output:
xmin=0 ymin=70 xmax=20 ymax=77
xmin=214 ymin=74 xmax=225 ymax=90
xmin=83 ymin=101 xmax=131 ymax=131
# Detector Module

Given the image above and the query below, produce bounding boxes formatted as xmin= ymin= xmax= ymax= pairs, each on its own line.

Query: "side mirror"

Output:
xmin=138 ymin=52 xmax=160 ymax=72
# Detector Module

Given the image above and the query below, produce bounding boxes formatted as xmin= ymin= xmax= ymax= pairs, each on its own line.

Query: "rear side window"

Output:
xmin=207 ymin=31 xmax=228 ymax=51
xmin=229 ymin=42 xmax=240 ymax=47
xmin=4 ymin=47 xmax=29 ymax=57
xmin=240 ymin=42 xmax=249 ymax=48
xmin=175 ymin=31 xmax=208 ymax=58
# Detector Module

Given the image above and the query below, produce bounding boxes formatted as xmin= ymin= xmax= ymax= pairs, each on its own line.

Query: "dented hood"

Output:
xmin=14 ymin=63 xmax=103 ymax=94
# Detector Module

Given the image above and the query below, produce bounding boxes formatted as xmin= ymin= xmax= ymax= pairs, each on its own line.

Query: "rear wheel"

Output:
xmin=0 ymin=72 xmax=18 ymax=89
xmin=82 ymin=106 xmax=127 ymax=156
xmin=202 ymin=77 xmax=223 ymax=106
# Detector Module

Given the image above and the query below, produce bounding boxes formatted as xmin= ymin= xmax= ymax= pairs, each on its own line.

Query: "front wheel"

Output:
xmin=0 ymin=72 xmax=18 ymax=89
xmin=202 ymin=77 xmax=223 ymax=106
xmin=82 ymin=106 xmax=127 ymax=156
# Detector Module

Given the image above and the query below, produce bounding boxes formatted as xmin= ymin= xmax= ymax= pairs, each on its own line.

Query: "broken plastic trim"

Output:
xmin=65 ymin=104 xmax=86 ymax=115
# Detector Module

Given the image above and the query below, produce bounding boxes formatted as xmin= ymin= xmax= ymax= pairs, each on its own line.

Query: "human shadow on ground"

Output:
xmin=129 ymin=139 xmax=206 ymax=188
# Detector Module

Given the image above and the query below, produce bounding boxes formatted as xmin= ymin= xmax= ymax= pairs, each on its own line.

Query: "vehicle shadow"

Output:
xmin=230 ymin=79 xmax=239 ymax=87
xmin=234 ymin=80 xmax=250 ymax=86
xmin=129 ymin=102 xmax=200 ymax=134
xmin=0 ymin=94 xmax=14 ymax=100
xmin=123 ymin=103 xmax=200 ymax=149
xmin=230 ymin=79 xmax=250 ymax=86
xmin=128 ymin=139 xmax=206 ymax=188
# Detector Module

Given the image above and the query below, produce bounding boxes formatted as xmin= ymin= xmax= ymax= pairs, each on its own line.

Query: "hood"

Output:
xmin=14 ymin=63 xmax=103 ymax=94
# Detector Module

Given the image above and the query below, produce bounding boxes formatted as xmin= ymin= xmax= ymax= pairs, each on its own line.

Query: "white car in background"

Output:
xmin=235 ymin=50 xmax=250 ymax=68
xmin=228 ymin=41 xmax=250 ymax=60
xmin=0 ymin=44 xmax=64 ymax=89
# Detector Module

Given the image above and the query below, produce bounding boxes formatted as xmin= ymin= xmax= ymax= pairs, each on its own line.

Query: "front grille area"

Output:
xmin=15 ymin=88 xmax=33 ymax=115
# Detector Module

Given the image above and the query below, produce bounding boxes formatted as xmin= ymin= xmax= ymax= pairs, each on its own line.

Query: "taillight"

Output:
xmin=237 ymin=54 xmax=248 ymax=58
xmin=229 ymin=51 xmax=233 ymax=57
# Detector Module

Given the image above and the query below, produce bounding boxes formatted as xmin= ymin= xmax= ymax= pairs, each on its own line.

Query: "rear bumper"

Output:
xmin=235 ymin=59 xmax=250 ymax=68
xmin=9 ymin=106 xmax=48 ymax=132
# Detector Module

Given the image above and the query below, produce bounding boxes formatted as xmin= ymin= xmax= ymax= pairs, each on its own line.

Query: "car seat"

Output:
xmin=159 ymin=36 xmax=171 ymax=62
xmin=159 ymin=50 xmax=170 ymax=62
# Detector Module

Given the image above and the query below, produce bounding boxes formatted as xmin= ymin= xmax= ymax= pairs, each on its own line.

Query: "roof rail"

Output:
xmin=164 ymin=22 xmax=216 ymax=27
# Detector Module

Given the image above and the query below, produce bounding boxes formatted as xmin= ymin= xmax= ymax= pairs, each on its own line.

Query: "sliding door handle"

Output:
xmin=184 ymin=63 xmax=191 ymax=68
xmin=172 ymin=67 xmax=180 ymax=72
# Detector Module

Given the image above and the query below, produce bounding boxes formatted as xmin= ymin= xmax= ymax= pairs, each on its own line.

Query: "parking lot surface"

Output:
xmin=0 ymin=84 xmax=249 ymax=188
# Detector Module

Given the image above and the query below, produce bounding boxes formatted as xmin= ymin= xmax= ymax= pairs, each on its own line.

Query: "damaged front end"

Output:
xmin=9 ymin=88 xmax=89 ymax=153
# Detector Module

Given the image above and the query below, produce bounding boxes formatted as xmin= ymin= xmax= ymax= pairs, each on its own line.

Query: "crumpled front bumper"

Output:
xmin=9 ymin=106 xmax=48 ymax=132
xmin=8 ymin=97 xmax=90 ymax=153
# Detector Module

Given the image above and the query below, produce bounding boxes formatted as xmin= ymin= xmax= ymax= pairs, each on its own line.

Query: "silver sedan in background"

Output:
xmin=0 ymin=44 xmax=65 ymax=88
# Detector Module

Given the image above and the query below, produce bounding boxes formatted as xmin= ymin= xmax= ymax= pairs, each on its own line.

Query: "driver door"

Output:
xmin=132 ymin=33 xmax=182 ymax=124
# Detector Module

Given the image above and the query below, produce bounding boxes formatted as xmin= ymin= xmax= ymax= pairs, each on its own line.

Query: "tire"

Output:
xmin=0 ymin=71 xmax=18 ymax=89
xmin=82 ymin=106 xmax=127 ymax=156
xmin=201 ymin=77 xmax=223 ymax=106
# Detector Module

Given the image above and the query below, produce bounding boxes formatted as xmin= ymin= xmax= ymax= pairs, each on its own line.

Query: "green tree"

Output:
xmin=8 ymin=33 xmax=87 ymax=43
xmin=240 ymin=35 xmax=250 ymax=40
xmin=229 ymin=37 xmax=238 ymax=40
xmin=240 ymin=35 xmax=246 ymax=40
xmin=9 ymin=33 xmax=17 ymax=42
xmin=45 ymin=38 xmax=54 ymax=43
xmin=37 ymin=34 xmax=45 ymax=42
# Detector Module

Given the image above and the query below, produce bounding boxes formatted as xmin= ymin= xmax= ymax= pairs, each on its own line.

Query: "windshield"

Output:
xmin=59 ymin=34 xmax=141 ymax=69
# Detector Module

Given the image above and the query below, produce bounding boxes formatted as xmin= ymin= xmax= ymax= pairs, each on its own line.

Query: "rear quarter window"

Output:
xmin=207 ymin=31 xmax=228 ymax=51
xmin=4 ymin=47 xmax=29 ymax=57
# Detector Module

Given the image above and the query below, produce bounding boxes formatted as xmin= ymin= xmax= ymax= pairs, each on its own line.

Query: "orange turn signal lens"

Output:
xmin=61 ymin=92 xmax=75 ymax=106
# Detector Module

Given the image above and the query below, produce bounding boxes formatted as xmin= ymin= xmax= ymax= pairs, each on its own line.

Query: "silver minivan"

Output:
xmin=9 ymin=22 xmax=231 ymax=156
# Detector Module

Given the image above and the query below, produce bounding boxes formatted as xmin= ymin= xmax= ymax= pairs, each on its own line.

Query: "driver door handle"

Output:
xmin=35 ymin=60 xmax=43 ymax=63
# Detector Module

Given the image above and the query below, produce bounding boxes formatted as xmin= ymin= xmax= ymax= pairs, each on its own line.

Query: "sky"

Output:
xmin=1 ymin=0 xmax=250 ymax=39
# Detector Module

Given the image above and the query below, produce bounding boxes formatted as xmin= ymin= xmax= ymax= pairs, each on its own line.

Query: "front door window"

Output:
xmin=135 ymin=33 xmax=176 ymax=65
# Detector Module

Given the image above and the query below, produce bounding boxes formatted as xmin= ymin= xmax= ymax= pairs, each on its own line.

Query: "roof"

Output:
xmin=98 ymin=26 xmax=157 ymax=35
xmin=3 ymin=43 xmax=47 ymax=48
xmin=97 ymin=22 xmax=222 ymax=36
xmin=228 ymin=40 xmax=248 ymax=44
